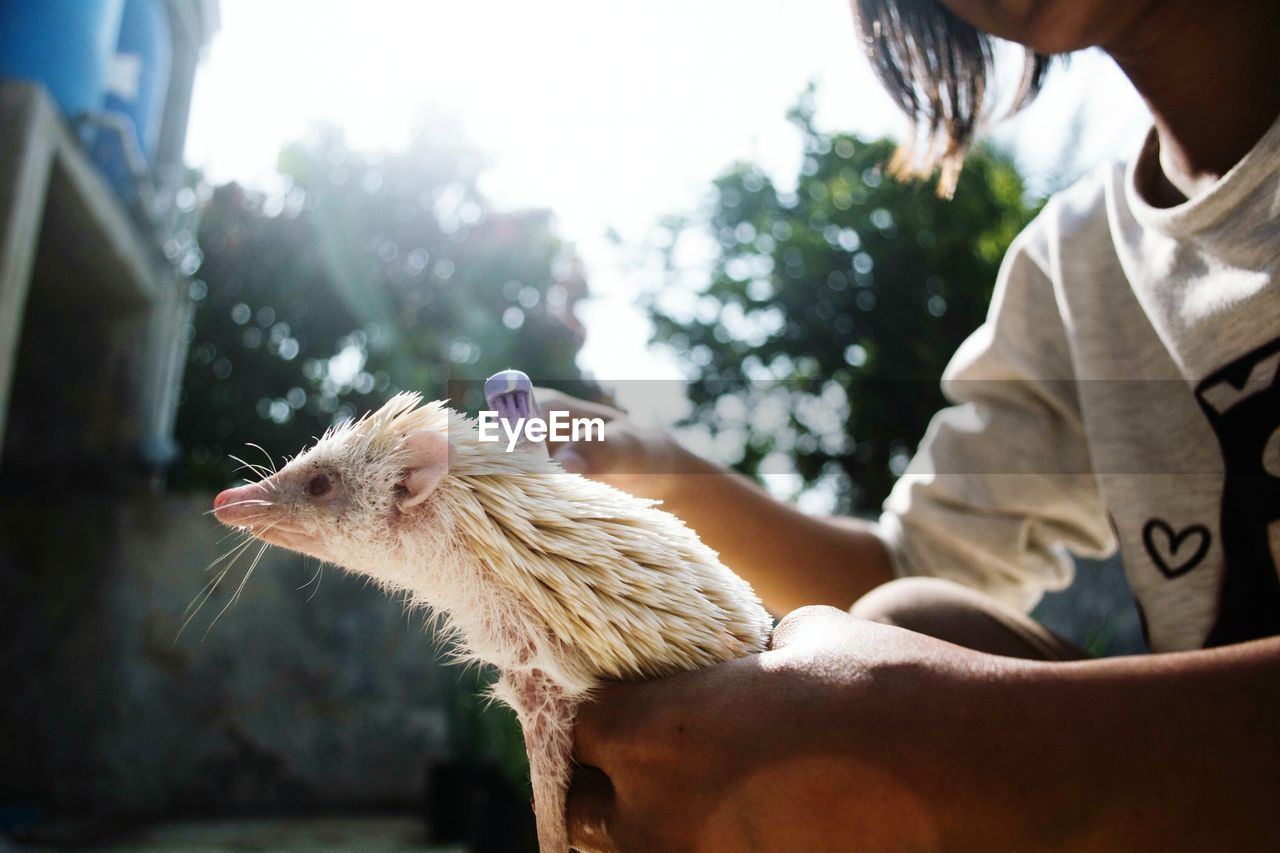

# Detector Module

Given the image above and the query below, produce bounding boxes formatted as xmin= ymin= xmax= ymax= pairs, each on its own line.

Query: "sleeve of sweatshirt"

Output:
xmin=878 ymin=220 xmax=1118 ymax=613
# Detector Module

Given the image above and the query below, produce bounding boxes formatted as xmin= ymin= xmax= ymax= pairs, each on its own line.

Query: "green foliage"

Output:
xmin=448 ymin=668 xmax=532 ymax=796
xmin=174 ymin=122 xmax=589 ymax=489
xmin=647 ymin=98 xmax=1036 ymax=513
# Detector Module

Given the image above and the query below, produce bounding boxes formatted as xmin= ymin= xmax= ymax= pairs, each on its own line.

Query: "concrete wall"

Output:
xmin=0 ymin=492 xmax=459 ymax=819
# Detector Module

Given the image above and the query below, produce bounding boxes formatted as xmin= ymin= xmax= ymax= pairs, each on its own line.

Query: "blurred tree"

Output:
xmin=174 ymin=120 xmax=588 ymax=489
xmin=647 ymin=94 xmax=1036 ymax=514
xmin=172 ymin=120 xmax=593 ymax=840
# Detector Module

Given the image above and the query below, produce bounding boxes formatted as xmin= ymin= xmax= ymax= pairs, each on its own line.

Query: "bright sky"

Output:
xmin=187 ymin=0 xmax=1151 ymax=394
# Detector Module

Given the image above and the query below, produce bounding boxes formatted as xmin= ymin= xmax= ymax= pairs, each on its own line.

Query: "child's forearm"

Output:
xmin=1010 ymin=634 xmax=1280 ymax=849
xmin=658 ymin=446 xmax=896 ymax=616
xmin=571 ymin=610 xmax=1280 ymax=850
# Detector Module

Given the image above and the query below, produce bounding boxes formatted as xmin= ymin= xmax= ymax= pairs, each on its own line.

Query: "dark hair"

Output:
xmin=855 ymin=0 xmax=1050 ymax=196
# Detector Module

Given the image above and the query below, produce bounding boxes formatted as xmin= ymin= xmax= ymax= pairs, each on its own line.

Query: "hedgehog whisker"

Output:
xmin=216 ymin=512 xmax=271 ymax=534
xmin=227 ymin=455 xmax=271 ymax=481
xmin=201 ymin=525 xmax=276 ymax=640
xmin=229 ymin=461 xmax=271 ymax=481
xmin=199 ymin=516 xmax=269 ymax=545
xmin=213 ymin=526 xmax=245 ymax=547
xmin=176 ymin=533 xmax=259 ymax=641
xmin=245 ymin=442 xmax=279 ymax=476
xmin=299 ymin=560 xmax=325 ymax=602
xmin=202 ymin=499 xmax=273 ymax=517
xmin=204 ymin=532 xmax=275 ymax=639
xmin=228 ymin=455 xmax=275 ymax=483
xmin=198 ymin=527 xmax=260 ymax=576
xmin=231 ymin=540 xmax=272 ymax=610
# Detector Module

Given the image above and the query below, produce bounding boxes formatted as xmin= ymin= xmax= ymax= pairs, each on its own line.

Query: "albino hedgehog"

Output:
xmin=213 ymin=372 xmax=772 ymax=852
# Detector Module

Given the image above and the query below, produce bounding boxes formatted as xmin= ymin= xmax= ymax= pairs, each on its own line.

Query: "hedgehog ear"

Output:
xmin=398 ymin=429 xmax=450 ymax=511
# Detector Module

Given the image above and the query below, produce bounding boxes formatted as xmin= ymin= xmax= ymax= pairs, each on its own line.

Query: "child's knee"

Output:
xmin=850 ymin=576 xmax=1086 ymax=660
xmin=850 ymin=576 xmax=972 ymax=629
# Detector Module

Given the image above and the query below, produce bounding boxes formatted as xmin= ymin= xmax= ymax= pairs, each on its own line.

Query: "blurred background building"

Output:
xmin=1 ymin=2 xmax=1151 ymax=850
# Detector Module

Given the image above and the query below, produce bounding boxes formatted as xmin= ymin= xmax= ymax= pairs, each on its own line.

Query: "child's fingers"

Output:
xmin=533 ymin=387 xmax=624 ymax=423
xmin=551 ymin=430 xmax=630 ymax=477
xmin=566 ymin=764 xmax=617 ymax=852
xmin=553 ymin=446 xmax=590 ymax=474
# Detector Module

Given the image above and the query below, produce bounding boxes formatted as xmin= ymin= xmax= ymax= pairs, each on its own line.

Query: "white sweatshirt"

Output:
xmin=880 ymin=114 xmax=1280 ymax=653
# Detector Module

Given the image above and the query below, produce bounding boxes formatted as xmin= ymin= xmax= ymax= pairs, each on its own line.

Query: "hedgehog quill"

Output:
xmin=212 ymin=373 xmax=772 ymax=852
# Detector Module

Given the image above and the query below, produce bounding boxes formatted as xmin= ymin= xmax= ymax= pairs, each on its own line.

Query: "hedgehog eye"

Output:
xmin=306 ymin=472 xmax=334 ymax=498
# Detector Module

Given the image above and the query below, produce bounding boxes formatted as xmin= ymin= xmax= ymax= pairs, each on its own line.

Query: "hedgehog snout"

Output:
xmin=213 ymin=481 xmax=276 ymax=528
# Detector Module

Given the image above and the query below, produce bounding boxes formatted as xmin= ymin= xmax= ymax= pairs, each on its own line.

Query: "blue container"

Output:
xmin=92 ymin=0 xmax=172 ymax=208
xmin=106 ymin=0 xmax=171 ymax=159
xmin=0 ymin=0 xmax=125 ymax=120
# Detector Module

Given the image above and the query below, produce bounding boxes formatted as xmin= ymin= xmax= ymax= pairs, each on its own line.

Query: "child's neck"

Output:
xmin=1104 ymin=0 xmax=1279 ymax=203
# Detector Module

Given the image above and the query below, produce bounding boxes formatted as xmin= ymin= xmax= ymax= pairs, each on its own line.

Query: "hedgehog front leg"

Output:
xmin=526 ymin=707 xmax=575 ymax=853
xmin=500 ymin=671 xmax=579 ymax=853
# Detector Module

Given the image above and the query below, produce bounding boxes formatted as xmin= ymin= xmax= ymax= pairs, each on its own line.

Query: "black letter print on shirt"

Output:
xmin=1193 ymin=336 xmax=1280 ymax=646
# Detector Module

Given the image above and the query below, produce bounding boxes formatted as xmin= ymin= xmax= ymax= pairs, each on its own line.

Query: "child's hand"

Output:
xmin=534 ymin=388 xmax=688 ymax=500
xmin=567 ymin=607 xmax=996 ymax=852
